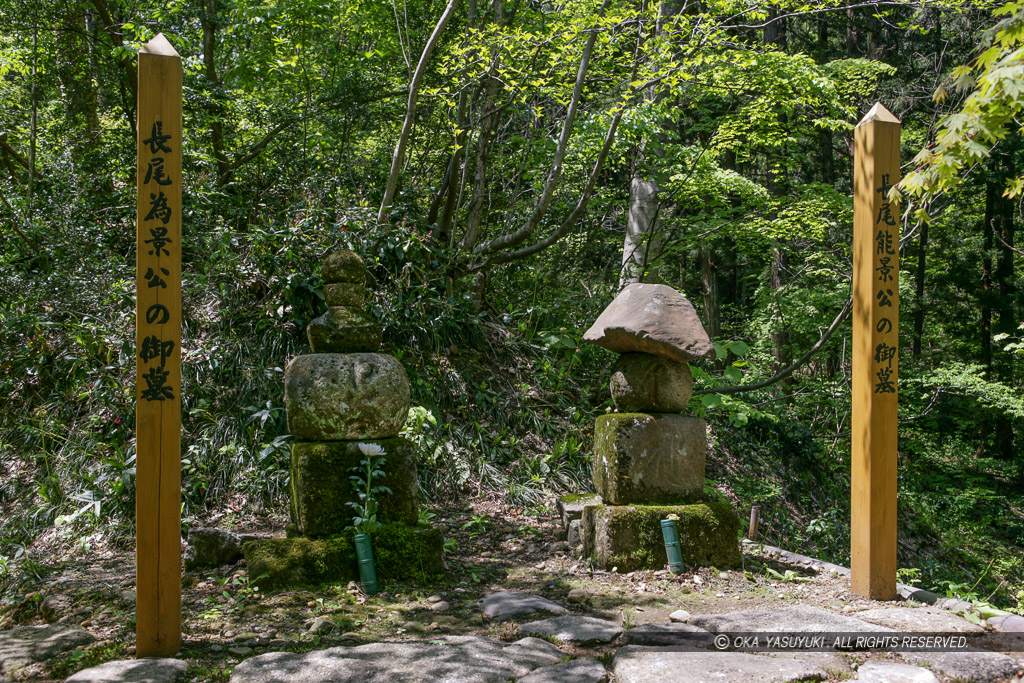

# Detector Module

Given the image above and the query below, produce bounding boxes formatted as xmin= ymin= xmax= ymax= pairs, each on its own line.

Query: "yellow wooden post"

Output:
xmin=851 ymin=102 xmax=900 ymax=601
xmin=135 ymin=33 xmax=182 ymax=657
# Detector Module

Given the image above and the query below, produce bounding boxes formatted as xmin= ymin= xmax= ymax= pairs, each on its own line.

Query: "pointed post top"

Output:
xmin=857 ymin=102 xmax=900 ymax=127
xmin=140 ymin=33 xmax=179 ymax=58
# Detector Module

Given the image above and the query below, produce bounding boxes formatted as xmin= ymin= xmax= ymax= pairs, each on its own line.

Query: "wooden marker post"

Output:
xmin=851 ymin=102 xmax=900 ymax=601
xmin=135 ymin=33 xmax=182 ymax=657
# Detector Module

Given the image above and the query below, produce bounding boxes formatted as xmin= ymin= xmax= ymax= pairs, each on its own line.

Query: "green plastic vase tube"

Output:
xmin=660 ymin=518 xmax=684 ymax=574
xmin=354 ymin=533 xmax=378 ymax=594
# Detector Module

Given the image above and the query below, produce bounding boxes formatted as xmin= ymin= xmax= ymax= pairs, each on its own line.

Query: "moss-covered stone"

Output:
xmin=593 ymin=413 xmax=706 ymax=505
xmin=324 ymin=282 xmax=366 ymax=307
xmin=322 ymin=249 xmax=366 ymax=284
xmin=290 ymin=438 xmax=419 ymax=537
xmin=556 ymin=493 xmax=602 ymax=527
xmin=307 ymin=306 xmax=382 ymax=353
xmin=580 ymin=502 xmax=740 ymax=572
xmin=284 ymin=353 xmax=411 ymax=440
xmin=243 ymin=522 xmax=446 ymax=591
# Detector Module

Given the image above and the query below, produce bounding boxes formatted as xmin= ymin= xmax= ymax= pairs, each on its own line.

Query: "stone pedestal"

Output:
xmin=593 ymin=413 xmax=706 ymax=505
xmin=582 ymin=503 xmax=740 ymax=572
xmin=577 ymin=285 xmax=741 ymax=572
xmin=245 ymin=250 xmax=445 ymax=588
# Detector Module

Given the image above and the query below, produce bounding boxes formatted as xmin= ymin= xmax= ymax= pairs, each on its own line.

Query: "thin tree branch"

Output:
xmin=693 ymin=297 xmax=853 ymax=396
xmin=378 ymin=0 xmax=461 ymax=224
xmin=472 ymin=0 xmax=612 ymax=256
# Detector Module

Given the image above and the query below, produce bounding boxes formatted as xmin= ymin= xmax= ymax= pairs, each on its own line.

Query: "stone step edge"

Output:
xmin=740 ymin=538 xmax=1024 ymax=633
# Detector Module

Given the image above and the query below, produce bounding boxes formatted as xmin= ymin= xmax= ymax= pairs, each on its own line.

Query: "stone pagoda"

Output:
xmin=244 ymin=250 xmax=445 ymax=589
xmin=573 ymin=283 xmax=741 ymax=572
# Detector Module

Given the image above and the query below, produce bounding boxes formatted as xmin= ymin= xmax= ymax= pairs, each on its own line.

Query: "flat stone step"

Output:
xmin=0 ymin=625 xmax=94 ymax=675
xmin=690 ymin=605 xmax=890 ymax=634
xmin=853 ymin=606 xmax=983 ymax=633
xmin=480 ymin=591 xmax=567 ymax=621
xmin=517 ymin=657 xmax=608 ymax=683
xmin=65 ymin=658 xmax=188 ymax=683
xmin=855 ymin=662 xmax=939 ymax=683
xmin=517 ymin=616 xmax=622 ymax=644
xmin=899 ymin=651 xmax=1021 ymax=683
xmin=623 ymin=623 xmax=709 ymax=647
xmin=613 ymin=646 xmax=843 ymax=683
xmin=230 ymin=635 xmax=564 ymax=683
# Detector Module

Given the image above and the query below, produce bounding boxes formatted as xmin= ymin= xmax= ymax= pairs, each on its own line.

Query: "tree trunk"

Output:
xmin=201 ymin=0 xmax=230 ymax=186
xmin=912 ymin=219 xmax=928 ymax=356
xmin=378 ymin=0 xmax=461 ymax=224
xmin=56 ymin=1 xmax=108 ymax=188
xmin=620 ymin=178 xmax=662 ymax=288
xmin=701 ymin=247 xmax=721 ymax=339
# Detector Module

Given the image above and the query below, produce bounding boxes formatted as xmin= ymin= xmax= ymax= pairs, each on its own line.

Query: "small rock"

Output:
xmin=223 ymin=630 xmax=236 ymax=639
xmin=256 ymin=636 xmax=271 ymax=646
xmin=210 ymin=644 xmax=223 ymax=652
xmin=567 ymin=588 xmax=589 ymax=604
xmin=480 ymin=552 xmax=493 ymax=558
xmin=426 ymin=595 xmax=444 ymax=603
xmin=228 ymin=646 xmax=254 ymax=657
xmin=718 ymin=572 xmax=729 ymax=580
xmin=716 ymin=593 xmax=725 ymax=598
xmin=481 ymin=591 xmax=568 ymax=621
xmin=79 ymin=620 xmax=92 ymax=628
xmin=307 ymin=618 xmax=335 ymax=635
xmin=40 ymin=594 xmax=74 ymax=623
xmin=429 ymin=601 xmax=450 ymax=613
xmin=692 ymin=575 xmax=703 ymax=585
xmin=669 ymin=610 xmax=691 ymax=623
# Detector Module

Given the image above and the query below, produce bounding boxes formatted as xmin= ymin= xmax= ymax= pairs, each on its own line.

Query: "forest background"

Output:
xmin=2 ymin=0 xmax=1024 ymax=613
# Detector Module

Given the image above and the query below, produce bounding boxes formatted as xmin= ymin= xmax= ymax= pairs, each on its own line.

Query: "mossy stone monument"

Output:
xmin=244 ymin=250 xmax=445 ymax=589
xmin=573 ymin=283 xmax=741 ymax=571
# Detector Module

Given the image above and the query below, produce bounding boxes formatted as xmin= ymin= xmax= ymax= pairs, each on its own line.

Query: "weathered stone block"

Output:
xmin=322 ymin=249 xmax=366 ymax=283
xmin=324 ymin=282 xmax=366 ymax=307
xmin=593 ymin=413 xmax=706 ymax=505
xmin=284 ymin=353 xmax=411 ymax=440
xmin=307 ymin=306 xmax=382 ymax=353
xmin=610 ymin=353 xmax=693 ymax=412
xmin=557 ymin=493 xmax=602 ymax=528
xmin=243 ymin=523 xmax=445 ymax=591
xmin=583 ymin=283 xmax=715 ymax=363
xmin=581 ymin=502 xmax=740 ymax=572
xmin=290 ymin=438 xmax=419 ymax=537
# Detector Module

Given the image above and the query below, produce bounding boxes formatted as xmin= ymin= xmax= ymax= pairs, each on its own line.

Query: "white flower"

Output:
xmin=357 ymin=442 xmax=386 ymax=457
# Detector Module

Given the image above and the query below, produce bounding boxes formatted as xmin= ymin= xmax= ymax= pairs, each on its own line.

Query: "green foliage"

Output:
xmin=346 ymin=443 xmax=391 ymax=535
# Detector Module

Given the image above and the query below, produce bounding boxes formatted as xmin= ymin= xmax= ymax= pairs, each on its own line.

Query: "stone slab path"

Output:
xmin=517 ymin=615 xmax=622 ymax=644
xmin=479 ymin=591 xmax=567 ymax=621
xmin=65 ymin=658 xmax=189 ymax=683
xmin=230 ymin=635 xmax=566 ymax=683
xmin=7 ymin=587 xmax=1024 ymax=682
xmin=0 ymin=625 xmax=94 ymax=675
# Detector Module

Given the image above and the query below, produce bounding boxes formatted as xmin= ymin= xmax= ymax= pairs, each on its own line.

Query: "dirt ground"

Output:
xmin=2 ymin=495 xmax=1019 ymax=682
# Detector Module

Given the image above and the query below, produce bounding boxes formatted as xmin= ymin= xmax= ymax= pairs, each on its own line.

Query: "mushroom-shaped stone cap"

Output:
xmin=322 ymin=249 xmax=366 ymax=283
xmin=583 ymin=283 xmax=715 ymax=362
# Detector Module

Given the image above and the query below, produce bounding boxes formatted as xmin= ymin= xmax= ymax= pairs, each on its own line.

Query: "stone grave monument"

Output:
xmin=570 ymin=283 xmax=741 ymax=571
xmin=244 ymin=250 xmax=445 ymax=589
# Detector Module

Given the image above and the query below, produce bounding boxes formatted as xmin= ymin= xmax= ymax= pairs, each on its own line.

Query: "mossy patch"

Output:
xmin=290 ymin=438 xmax=419 ymax=536
xmin=306 ymin=306 xmax=382 ymax=353
xmin=243 ymin=522 xmax=445 ymax=591
xmin=581 ymin=502 xmax=740 ymax=572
